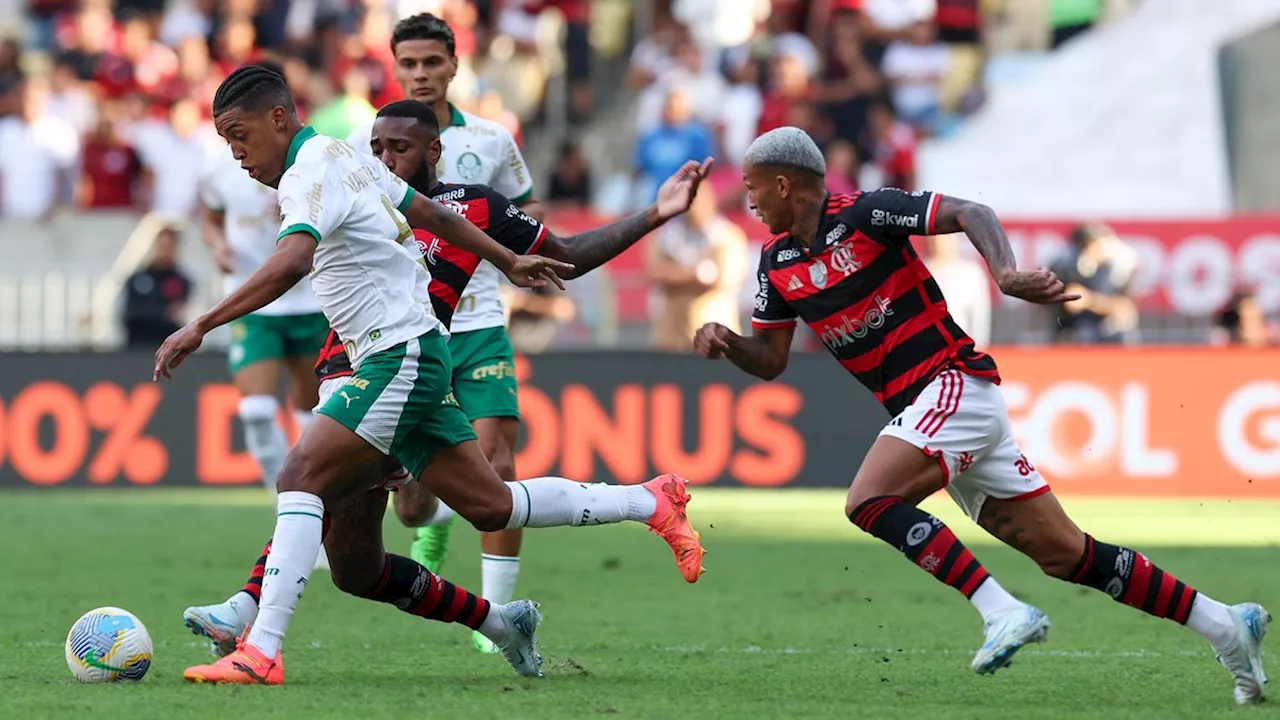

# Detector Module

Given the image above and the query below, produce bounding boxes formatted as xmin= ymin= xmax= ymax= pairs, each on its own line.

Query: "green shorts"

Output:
xmin=228 ymin=312 xmax=330 ymax=375
xmin=315 ymin=331 xmax=476 ymax=477
xmin=448 ymin=326 xmax=520 ymax=422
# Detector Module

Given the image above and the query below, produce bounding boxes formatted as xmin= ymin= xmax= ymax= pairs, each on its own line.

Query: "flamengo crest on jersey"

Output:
xmin=346 ymin=105 xmax=534 ymax=333
xmin=751 ymin=188 xmax=999 ymax=416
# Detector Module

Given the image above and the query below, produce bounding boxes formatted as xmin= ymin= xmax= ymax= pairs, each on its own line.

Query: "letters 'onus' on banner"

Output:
xmin=1 ymin=349 xmax=1280 ymax=497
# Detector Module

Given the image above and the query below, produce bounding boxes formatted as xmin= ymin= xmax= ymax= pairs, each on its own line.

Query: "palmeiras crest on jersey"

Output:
xmin=809 ymin=259 xmax=828 ymax=288
xmin=456 ymin=151 xmax=483 ymax=181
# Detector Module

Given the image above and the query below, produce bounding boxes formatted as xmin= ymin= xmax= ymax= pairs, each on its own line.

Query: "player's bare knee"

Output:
xmin=1034 ymin=530 xmax=1088 ymax=579
xmin=275 ymin=452 xmax=310 ymax=493
xmin=329 ymin=562 xmax=378 ymax=597
xmin=466 ymin=494 xmax=513 ymax=533
xmin=394 ymin=492 xmax=436 ymax=527
xmin=489 ymin=455 xmax=516 ymax=483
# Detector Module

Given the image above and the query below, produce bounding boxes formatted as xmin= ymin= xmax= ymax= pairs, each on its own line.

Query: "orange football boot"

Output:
xmin=184 ymin=632 xmax=284 ymax=685
xmin=641 ymin=473 xmax=706 ymax=583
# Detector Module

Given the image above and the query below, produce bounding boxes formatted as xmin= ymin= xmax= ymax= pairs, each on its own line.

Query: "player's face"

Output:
xmin=743 ymin=164 xmax=791 ymax=234
xmin=371 ymin=116 xmax=441 ymax=191
xmin=215 ymin=105 xmax=291 ymax=188
xmin=393 ymin=39 xmax=457 ymax=104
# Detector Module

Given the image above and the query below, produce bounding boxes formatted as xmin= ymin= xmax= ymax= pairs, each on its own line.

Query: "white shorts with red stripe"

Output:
xmin=316 ymin=378 xmax=413 ymax=491
xmin=877 ymin=368 xmax=1049 ymax=521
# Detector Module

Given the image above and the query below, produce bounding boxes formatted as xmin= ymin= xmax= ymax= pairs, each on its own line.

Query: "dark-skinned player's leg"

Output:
xmin=324 ymin=488 xmax=540 ymax=675
xmin=975 ymin=491 xmax=1271 ymax=704
xmin=845 ymin=369 xmax=1047 ymax=674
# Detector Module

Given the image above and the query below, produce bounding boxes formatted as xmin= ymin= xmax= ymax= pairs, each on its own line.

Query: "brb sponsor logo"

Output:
xmin=776 ymin=248 xmax=802 ymax=262
xmin=819 ymin=296 xmax=893 ymax=350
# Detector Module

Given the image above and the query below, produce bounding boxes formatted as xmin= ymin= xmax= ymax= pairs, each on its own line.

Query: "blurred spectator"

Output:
xmin=309 ymin=67 xmax=376 ymax=141
xmin=159 ymin=0 xmax=215 ymax=48
xmin=718 ymin=53 xmax=764 ymax=167
xmin=1212 ymin=290 xmax=1278 ymax=347
xmin=527 ymin=0 xmax=592 ymax=123
xmin=637 ymin=35 xmax=725 ymax=130
xmin=645 ymin=185 xmax=748 ymax=352
xmin=866 ymin=100 xmax=917 ymax=189
xmin=59 ymin=4 xmax=116 ymax=83
xmin=0 ymin=78 xmax=80 ymax=219
xmin=47 ymin=54 xmax=96 ymax=135
xmin=214 ymin=15 xmax=264 ymax=77
xmin=153 ymin=36 xmax=221 ymax=118
xmin=627 ymin=14 xmax=688 ymax=91
xmin=1052 ymin=222 xmax=1140 ymax=344
xmin=474 ymin=87 xmax=523 ymax=147
xmin=546 ymin=140 xmax=591 ymax=208
xmin=78 ymin=105 xmax=142 ymax=210
xmin=757 ymin=50 xmax=813 ymax=136
xmin=134 ymin=97 xmax=210 ymax=214
xmin=504 ymin=285 xmax=577 ymax=353
xmin=922 ymin=233 xmax=991 ymax=349
xmin=815 ymin=9 xmax=880 ymax=146
xmin=825 ymin=139 xmax=861 ymax=195
xmin=0 ymin=38 xmax=27 ymax=116
xmin=331 ymin=6 xmax=401 ymax=109
xmin=633 ymin=86 xmax=714 ymax=206
xmin=121 ymin=227 xmax=191 ymax=350
xmin=880 ymin=21 xmax=950 ymax=134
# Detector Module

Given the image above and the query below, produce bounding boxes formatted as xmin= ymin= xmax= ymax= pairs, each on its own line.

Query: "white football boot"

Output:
xmin=971 ymin=603 xmax=1051 ymax=674
xmin=492 ymin=600 xmax=544 ymax=678
xmin=1214 ymin=602 xmax=1270 ymax=705
xmin=183 ymin=595 xmax=256 ymax=658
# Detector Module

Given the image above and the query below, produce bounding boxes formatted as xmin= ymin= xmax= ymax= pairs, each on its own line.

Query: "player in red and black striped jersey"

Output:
xmin=694 ymin=127 xmax=1268 ymax=700
xmin=312 ymin=181 xmax=548 ymax=382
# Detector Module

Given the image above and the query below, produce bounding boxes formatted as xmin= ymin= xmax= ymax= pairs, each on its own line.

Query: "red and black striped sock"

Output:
xmin=1066 ymin=535 xmax=1197 ymax=624
xmin=358 ymin=554 xmax=491 ymax=631
xmin=849 ymin=495 xmax=991 ymax=599
xmin=239 ymin=515 xmax=330 ymax=604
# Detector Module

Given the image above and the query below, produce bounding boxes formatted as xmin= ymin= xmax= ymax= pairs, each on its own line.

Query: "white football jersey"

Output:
xmin=277 ymin=126 xmax=443 ymax=365
xmin=347 ymin=104 xmax=534 ymax=333
xmin=199 ymin=144 xmax=321 ymax=316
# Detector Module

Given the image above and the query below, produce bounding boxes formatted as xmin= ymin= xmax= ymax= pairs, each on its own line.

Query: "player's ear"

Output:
xmin=428 ymin=136 xmax=442 ymax=165
xmin=269 ymin=105 xmax=287 ymax=131
xmin=776 ymin=174 xmax=791 ymax=199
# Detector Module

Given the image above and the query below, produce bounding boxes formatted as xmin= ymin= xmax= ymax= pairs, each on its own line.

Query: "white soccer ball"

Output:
xmin=65 ymin=607 xmax=153 ymax=683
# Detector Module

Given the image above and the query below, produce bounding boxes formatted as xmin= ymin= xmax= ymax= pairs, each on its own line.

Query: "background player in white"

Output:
xmin=346 ymin=12 xmax=541 ymax=653
xmin=158 ymin=65 xmax=705 ymax=686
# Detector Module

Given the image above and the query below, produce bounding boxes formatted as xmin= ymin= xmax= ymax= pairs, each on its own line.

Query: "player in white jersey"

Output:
xmin=345 ymin=13 xmax=542 ymax=653
xmin=158 ymin=64 xmax=705 ymax=686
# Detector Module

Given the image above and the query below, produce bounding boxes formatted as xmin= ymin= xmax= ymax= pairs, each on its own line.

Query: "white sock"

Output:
xmin=226 ymin=591 xmax=259 ymax=626
xmin=477 ymin=605 xmax=507 ymax=645
xmin=504 ymin=477 xmax=658 ymax=529
xmin=293 ymin=409 xmax=315 ymax=435
xmin=1186 ymin=594 xmax=1237 ymax=649
xmin=239 ymin=395 xmax=288 ymax=493
xmin=969 ymin=577 xmax=1025 ymax=623
xmin=245 ymin=491 xmax=324 ymax=657
xmin=425 ymin=499 xmax=455 ymax=527
xmin=313 ymin=545 xmax=330 ymax=571
xmin=481 ymin=554 xmax=520 ymax=606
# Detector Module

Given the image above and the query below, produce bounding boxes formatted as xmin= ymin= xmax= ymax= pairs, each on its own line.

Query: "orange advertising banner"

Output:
xmin=995 ymin=347 xmax=1280 ymax=497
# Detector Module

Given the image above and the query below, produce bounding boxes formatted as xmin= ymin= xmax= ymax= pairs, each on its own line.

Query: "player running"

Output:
xmin=157 ymin=67 xmax=706 ymax=685
xmin=344 ymin=14 xmax=540 ymax=634
xmin=695 ymin=126 xmax=1269 ymax=705
xmin=198 ymin=59 xmax=332 ymax=572
xmin=181 ymin=97 xmax=713 ymax=663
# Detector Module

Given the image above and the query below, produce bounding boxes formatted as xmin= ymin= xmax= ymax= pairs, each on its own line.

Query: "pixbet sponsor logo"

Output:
xmin=819 ymin=296 xmax=893 ymax=350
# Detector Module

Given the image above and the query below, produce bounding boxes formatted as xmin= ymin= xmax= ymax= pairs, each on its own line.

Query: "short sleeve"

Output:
xmin=198 ymin=155 xmax=224 ymax=211
xmin=276 ymin=163 xmax=347 ymax=244
xmin=482 ymin=186 xmax=547 ymax=255
xmin=345 ymin=121 xmax=373 ymax=156
xmin=846 ymin=187 xmax=943 ymax=244
xmin=372 ymin=158 xmax=414 ymax=214
xmin=491 ymin=128 xmax=535 ymax=205
xmin=750 ymin=261 xmax=797 ymax=331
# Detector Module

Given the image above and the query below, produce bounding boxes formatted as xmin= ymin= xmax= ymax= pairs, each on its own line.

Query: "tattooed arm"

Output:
xmin=695 ymin=323 xmax=795 ymax=380
xmin=930 ymin=195 xmax=1016 ymax=283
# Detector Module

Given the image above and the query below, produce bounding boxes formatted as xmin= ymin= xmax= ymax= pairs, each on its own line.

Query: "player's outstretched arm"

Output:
xmin=930 ymin=195 xmax=1080 ymax=305
xmin=402 ymin=192 xmax=573 ymax=289
xmin=538 ymin=158 xmax=713 ymax=279
xmin=694 ymin=322 xmax=794 ymax=380
xmin=153 ymin=233 xmax=315 ymax=380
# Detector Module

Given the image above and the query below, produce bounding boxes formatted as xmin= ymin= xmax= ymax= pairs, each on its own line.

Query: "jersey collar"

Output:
xmin=447 ymin=104 xmax=466 ymax=128
xmin=283 ymin=126 xmax=318 ymax=173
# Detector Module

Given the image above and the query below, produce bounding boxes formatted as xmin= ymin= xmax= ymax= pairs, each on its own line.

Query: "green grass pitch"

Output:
xmin=3 ymin=488 xmax=1278 ymax=719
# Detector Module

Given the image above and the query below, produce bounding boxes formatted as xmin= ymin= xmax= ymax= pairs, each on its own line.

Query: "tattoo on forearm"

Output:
xmin=934 ymin=196 xmax=1015 ymax=275
xmin=559 ymin=208 xmax=662 ymax=278
xmin=977 ymin=505 xmax=1035 ymax=554
xmin=723 ymin=329 xmax=782 ymax=379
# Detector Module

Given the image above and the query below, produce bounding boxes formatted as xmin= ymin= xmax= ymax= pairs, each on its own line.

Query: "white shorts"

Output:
xmin=878 ymin=368 xmax=1049 ymax=521
xmin=315 ymin=378 xmax=414 ymax=491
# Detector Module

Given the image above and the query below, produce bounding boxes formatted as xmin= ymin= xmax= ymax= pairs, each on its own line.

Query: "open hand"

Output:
xmin=505 ymin=255 xmax=575 ymax=290
xmin=655 ymin=157 xmax=715 ymax=221
xmin=997 ymin=268 xmax=1081 ymax=305
xmin=153 ymin=322 xmax=205 ymax=381
xmin=693 ymin=322 xmax=734 ymax=359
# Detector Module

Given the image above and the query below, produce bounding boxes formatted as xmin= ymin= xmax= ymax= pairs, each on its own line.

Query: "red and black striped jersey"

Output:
xmin=751 ymin=188 xmax=998 ymax=416
xmin=314 ymin=182 xmax=547 ymax=381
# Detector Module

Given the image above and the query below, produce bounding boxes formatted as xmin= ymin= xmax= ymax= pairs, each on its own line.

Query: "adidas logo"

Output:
xmin=787 ymin=276 xmax=803 ymax=291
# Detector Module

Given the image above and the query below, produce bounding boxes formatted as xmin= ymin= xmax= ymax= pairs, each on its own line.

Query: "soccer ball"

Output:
xmin=65 ymin=607 xmax=153 ymax=683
